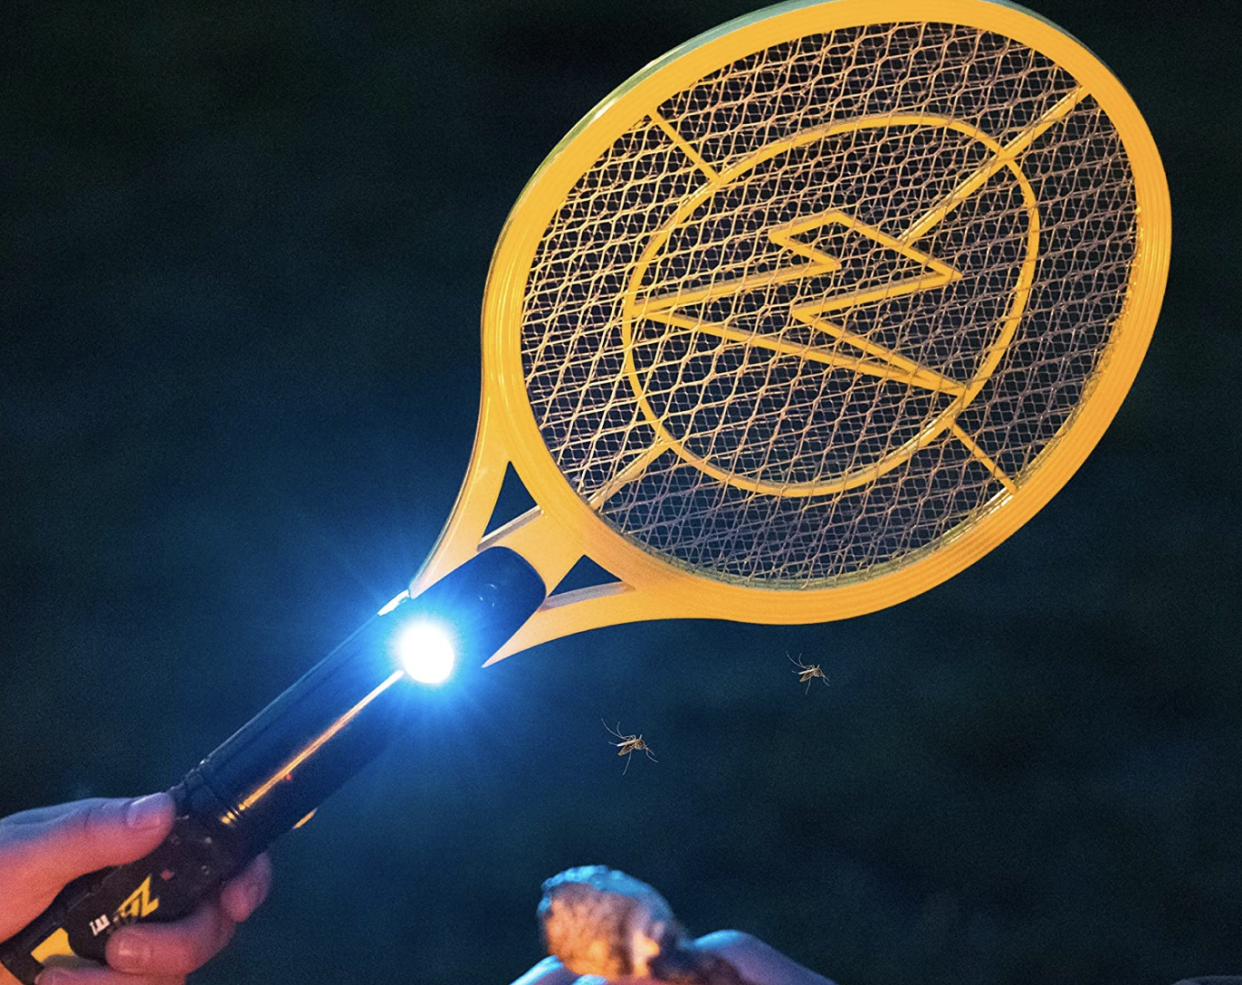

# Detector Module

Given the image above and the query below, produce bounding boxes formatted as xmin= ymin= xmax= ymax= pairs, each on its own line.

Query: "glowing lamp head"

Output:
xmin=394 ymin=619 xmax=456 ymax=685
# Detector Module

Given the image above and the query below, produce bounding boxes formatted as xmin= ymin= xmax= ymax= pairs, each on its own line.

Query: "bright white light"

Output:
xmin=394 ymin=620 xmax=456 ymax=685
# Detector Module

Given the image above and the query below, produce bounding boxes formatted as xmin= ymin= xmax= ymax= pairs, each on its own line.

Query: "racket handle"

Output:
xmin=0 ymin=547 xmax=547 ymax=985
xmin=0 ymin=775 xmax=249 ymax=984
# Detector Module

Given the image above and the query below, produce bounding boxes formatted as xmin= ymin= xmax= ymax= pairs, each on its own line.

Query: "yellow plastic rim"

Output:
xmin=411 ymin=0 xmax=1170 ymax=660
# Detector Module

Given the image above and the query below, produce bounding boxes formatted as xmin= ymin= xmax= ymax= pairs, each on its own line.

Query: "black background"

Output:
xmin=2 ymin=1 xmax=1238 ymax=984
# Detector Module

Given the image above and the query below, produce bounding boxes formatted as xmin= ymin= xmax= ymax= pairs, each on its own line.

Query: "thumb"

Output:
xmin=17 ymin=794 xmax=174 ymax=887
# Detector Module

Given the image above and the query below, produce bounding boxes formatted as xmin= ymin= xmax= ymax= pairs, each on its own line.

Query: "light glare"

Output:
xmin=395 ymin=620 xmax=456 ymax=685
xmin=377 ymin=591 xmax=409 ymax=616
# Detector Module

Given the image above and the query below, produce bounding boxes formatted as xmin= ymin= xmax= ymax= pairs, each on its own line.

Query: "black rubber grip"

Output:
xmin=0 ymin=786 xmax=248 ymax=984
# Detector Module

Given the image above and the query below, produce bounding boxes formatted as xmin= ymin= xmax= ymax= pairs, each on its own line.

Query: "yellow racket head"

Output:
xmin=411 ymin=0 xmax=1170 ymax=662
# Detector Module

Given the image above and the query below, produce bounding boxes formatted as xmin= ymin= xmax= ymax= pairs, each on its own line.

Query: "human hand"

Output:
xmin=0 ymin=794 xmax=272 ymax=985
xmin=526 ymin=866 xmax=836 ymax=985
xmin=508 ymin=930 xmax=836 ymax=985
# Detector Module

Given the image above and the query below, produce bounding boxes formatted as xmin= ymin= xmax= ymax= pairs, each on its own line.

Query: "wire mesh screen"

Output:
xmin=520 ymin=21 xmax=1137 ymax=588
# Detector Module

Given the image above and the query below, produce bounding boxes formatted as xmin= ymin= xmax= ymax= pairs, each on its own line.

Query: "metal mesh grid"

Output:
xmin=520 ymin=21 xmax=1137 ymax=588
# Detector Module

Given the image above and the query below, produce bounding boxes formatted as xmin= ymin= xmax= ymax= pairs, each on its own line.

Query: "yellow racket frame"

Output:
xmin=409 ymin=0 xmax=1170 ymax=662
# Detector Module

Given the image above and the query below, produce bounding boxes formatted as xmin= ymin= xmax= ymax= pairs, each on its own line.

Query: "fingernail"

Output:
xmin=36 ymin=969 xmax=66 ymax=985
xmin=247 ymin=876 xmax=265 ymax=914
xmin=112 ymin=934 xmax=152 ymax=971
xmin=126 ymin=794 xmax=168 ymax=830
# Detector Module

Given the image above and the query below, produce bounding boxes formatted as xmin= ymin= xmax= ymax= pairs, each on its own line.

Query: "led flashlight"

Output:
xmin=394 ymin=620 xmax=457 ymax=685
xmin=0 ymin=547 xmax=546 ymax=983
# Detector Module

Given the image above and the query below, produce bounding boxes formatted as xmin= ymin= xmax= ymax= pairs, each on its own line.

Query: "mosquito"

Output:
xmin=789 ymin=654 xmax=829 ymax=694
xmin=603 ymin=720 xmax=657 ymax=775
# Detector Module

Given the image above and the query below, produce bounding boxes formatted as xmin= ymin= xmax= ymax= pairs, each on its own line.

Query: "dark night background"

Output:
xmin=2 ymin=1 xmax=1238 ymax=983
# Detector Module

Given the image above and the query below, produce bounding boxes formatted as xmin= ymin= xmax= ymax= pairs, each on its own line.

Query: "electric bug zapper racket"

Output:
xmin=410 ymin=0 xmax=1169 ymax=656
xmin=0 ymin=0 xmax=1169 ymax=979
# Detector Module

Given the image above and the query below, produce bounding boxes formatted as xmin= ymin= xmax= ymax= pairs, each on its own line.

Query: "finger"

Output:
xmin=105 ymin=899 xmax=235 ymax=978
xmin=504 ymin=956 xmax=579 ymax=985
xmin=35 ymin=968 xmax=185 ymax=985
xmin=0 ymin=803 xmax=84 ymax=827
xmin=218 ymin=853 xmax=273 ymax=924
xmin=691 ymin=930 xmax=838 ymax=985
xmin=3 ymin=796 xmax=174 ymax=889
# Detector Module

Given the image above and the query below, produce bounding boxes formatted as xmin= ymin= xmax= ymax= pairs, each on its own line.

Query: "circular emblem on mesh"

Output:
xmin=621 ymin=116 xmax=1041 ymax=497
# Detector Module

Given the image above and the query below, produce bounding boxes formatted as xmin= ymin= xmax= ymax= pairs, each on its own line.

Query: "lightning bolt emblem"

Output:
xmin=634 ymin=209 xmax=966 ymax=396
xmin=614 ymin=92 xmax=1088 ymax=500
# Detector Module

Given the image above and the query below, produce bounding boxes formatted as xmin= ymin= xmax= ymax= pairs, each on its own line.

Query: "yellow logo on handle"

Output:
xmin=115 ymin=877 xmax=160 ymax=922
